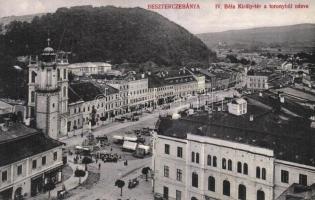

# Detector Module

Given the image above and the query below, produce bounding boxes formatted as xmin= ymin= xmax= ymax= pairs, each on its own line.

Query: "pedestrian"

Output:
xmin=110 ymin=147 xmax=113 ymax=151
xmin=98 ymin=163 xmax=101 ymax=170
xmin=96 ymin=158 xmax=98 ymax=163
xmin=81 ymin=132 xmax=83 ymax=138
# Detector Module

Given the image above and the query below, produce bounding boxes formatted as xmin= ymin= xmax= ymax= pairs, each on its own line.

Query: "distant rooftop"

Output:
xmin=247 ymin=70 xmax=271 ymax=76
xmin=68 ymin=62 xmax=111 ymax=68
xmin=164 ymin=75 xmax=196 ymax=85
xmin=157 ymin=95 xmax=315 ymax=166
xmin=148 ymin=75 xmax=167 ymax=88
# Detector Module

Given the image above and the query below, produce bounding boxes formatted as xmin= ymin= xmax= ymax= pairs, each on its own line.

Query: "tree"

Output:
xmin=115 ymin=179 xmax=125 ymax=196
xmin=44 ymin=180 xmax=55 ymax=199
xmin=82 ymin=156 xmax=93 ymax=171
xmin=74 ymin=169 xmax=86 ymax=185
xmin=142 ymin=167 xmax=151 ymax=181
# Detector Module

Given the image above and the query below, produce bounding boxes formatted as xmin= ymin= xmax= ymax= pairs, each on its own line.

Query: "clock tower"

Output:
xmin=34 ymin=39 xmax=60 ymax=138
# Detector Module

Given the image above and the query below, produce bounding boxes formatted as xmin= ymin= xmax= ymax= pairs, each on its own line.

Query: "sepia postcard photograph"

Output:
xmin=0 ymin=0 xmax=315 ymax=199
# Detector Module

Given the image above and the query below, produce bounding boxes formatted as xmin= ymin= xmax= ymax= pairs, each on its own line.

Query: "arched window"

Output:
xmin=63 ymin=69 xmax=67 ymax=80
xmin=237 ymin=162 xmax=242 ymax=173
xmin=208 ymin=176 xmax=215 ymax=192
xmin=191 ymin=197 xmax=198 ymax=200
xmin=196 ymin=153 xmax=200 ymax=164
xmin=191 ymin=152 xmax=195 ymax=163
xmin=223 ymin=180 xmax=230 ymax=196
xmin=238 ymin=184 xmax=246 ymax=200
xmin=192 ymin=172 xmax=198 ymax=188
xmin=222 ymin=158 xmax=226 ymax=169
xmin=256 ymin=167 xmax=261 ymax=178
xmin=213 ymin=156 xmax=217 ymax=167
xmin=243 ymin=163 xmax=248 ymax=175
xmin=262 ymin=168 xmax=266 ymax=180
xmin=228 ymin=159 xmax=232 ymax=171
xmin=257 ymin=190 xmax=265 ymax=200
xmin=207 ymin=155 xmax=211 ymax=166
xmin=57 ymin=69 xmax=60 ymax=80
xmin=31 ymin=71 xmax=36 ymax=83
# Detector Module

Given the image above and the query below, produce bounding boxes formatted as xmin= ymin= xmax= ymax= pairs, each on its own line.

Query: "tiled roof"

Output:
xmin=0 ymin=132 xmax=63 ymax=167
xmin=68 ymin=86 xmax=83 ymax=104
xmin=157 ymin=97 xmax=315 ymax=166
xmin=99 ymin=84 xmax=119 ymax=96
xmin=148 ymin=75 xmax=167 ymax=88
xmin=69 ymin=82 xmax=104 ymax=102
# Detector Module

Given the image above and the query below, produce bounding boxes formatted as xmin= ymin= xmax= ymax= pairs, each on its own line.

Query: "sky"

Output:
xmin=0 ymin=0 xmax=314 ymax=34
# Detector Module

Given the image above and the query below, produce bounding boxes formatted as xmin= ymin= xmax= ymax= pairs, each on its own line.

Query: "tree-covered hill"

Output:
xmin=2 ymin=5 xmax=211 ymax=66
xmin=0 ymin=5 xmax=214 ymax=99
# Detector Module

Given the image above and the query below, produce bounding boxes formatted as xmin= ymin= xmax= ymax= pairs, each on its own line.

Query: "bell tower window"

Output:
xmin=31 ymin=71 xmax=36 ymax=83
xmin=47 ymin=69 xmax=52 ymax=87
xmin=57 ymin=69 xmax=61 ymax=81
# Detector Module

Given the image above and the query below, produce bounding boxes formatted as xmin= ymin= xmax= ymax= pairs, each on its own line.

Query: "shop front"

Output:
xmin=31 ymin=175 xmax=44 ymax=197
xmin=44 ymin=167 xmax=62 ymax=189
xmin=0 ymin=187 xmax=13 ymax=200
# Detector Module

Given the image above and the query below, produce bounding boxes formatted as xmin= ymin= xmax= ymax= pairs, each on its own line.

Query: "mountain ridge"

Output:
xmin=197 ymin=23 xmax=315 ymax=49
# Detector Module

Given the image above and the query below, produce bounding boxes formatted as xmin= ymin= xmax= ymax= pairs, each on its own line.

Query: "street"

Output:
xmin=59 ymin=89 xmax=238 ymax=200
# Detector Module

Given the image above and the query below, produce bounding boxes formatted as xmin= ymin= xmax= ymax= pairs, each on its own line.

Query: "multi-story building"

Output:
xmin=164 ymin=75 xmax=198 ymax=99
xmin=247 ymin=71 xmax=269 ymax=91
xmin=302 ymin=66 xmax=315 ymax=88
xmin=148 ymin=75 xmax=175 ymax=106
xmin=125 ymin=74 xmax=149 ymax=111
xmin=0 ymin=122 xmax=63 ymax=199
xmin=27 ymin=42 xmax=69 ymax=139
xmin=152 ymin=95 xmax=315 ymax=200
xmin=67 ymin=62 xmax=112 ymax=76
xmin=67 ymin=82 xmax=120 ymax=134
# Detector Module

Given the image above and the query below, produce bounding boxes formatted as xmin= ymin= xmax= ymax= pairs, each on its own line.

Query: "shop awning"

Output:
xmin=122 ymin=141 xmax=137 ymax=151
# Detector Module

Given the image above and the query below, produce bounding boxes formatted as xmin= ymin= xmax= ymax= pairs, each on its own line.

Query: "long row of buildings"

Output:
xmin=25 ymin=44 xmax=246 ymax=139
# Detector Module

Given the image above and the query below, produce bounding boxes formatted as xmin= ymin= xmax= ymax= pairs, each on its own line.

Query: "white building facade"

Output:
xmin=152 ymin=133 xmax=315 ymax=200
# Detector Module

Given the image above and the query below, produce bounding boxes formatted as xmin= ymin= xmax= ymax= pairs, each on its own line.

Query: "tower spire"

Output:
xmin=47 ymin=30 xmax=51 ymax=47
xmin=47 ymin=38 xmax=51 ymax=47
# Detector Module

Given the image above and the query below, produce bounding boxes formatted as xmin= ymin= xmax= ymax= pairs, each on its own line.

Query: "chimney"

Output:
xmin=141 ymin=74 xmax=145 ymax=79
xmin=249 ymin=114 xmax=254 ymax=121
